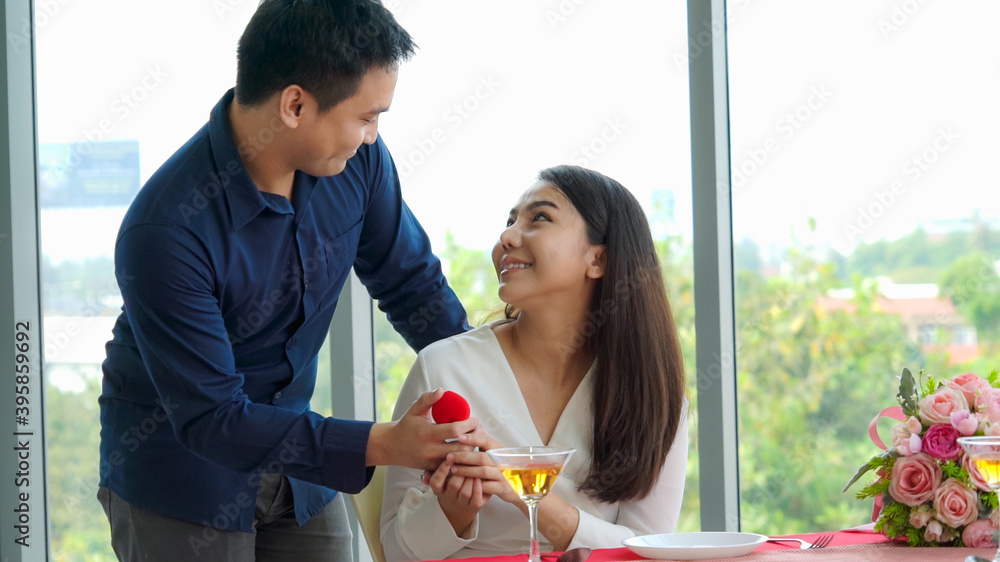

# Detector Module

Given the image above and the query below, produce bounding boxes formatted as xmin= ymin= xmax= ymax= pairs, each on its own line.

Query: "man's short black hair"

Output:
xmin=235 ymin=0 xmax=416 ymax=111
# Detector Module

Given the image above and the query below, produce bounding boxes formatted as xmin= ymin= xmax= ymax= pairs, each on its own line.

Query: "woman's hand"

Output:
xmin=447 ymin=451 xmax=580 ymax=550
xmin=446 ymin=451 xmax=524 ymax=507
xmin=423 ymin=456 xmax=492 ymax=535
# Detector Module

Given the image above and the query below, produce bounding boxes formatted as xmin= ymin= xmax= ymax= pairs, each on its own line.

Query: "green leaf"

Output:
xmin=844 ymin=463 xmax=873 ymax=493
xmin=875 ymin=501 xmax=917 ymax=543
xmin=856 ymin=479 xmax=890 ymax=500
xmin=897 ymin=367 xmax=919 ymax=417
xmin=989 ymin=369 xmax=1000 ymax=389
xmin=922 ymin=376 xmax=938 ymax=397
xmin=987 ymin=491 xmax=999 ymax=510
xmin=844 ymin=450 xmax=896 ymax=493
xmin=941 ymin=460 xmax=965 ymax=480
xmin=905 ymin=527 xmax=926 ymax=546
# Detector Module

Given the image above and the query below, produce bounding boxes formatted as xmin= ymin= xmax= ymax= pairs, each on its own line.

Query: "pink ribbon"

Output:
xmin=866 ymin=406 xmax=906 ymax=522
xmin=868 ymin=406 xmax=906 ymax=450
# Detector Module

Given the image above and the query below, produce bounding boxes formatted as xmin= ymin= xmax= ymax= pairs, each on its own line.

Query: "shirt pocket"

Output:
xmin=322 ymin=219 xmax=363 ymax=294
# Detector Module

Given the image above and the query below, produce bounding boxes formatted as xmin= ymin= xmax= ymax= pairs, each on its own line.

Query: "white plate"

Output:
xmin=622 ymin=532 xmax=768 ymax=560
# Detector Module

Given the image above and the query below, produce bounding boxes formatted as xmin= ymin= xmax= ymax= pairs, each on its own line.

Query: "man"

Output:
xmin=97 ymin=1 xmax=479 ymax=559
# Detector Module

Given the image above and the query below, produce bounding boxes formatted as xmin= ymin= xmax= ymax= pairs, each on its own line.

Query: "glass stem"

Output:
xmin=527 ymin=499 xmax=541 ymax=562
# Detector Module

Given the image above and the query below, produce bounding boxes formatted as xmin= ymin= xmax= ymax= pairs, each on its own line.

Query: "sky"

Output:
xmin=32 ymin=0 xmax=1000 ymax=267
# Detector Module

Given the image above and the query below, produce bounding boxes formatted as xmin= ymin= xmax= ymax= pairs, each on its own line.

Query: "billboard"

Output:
xmin=38 ymin=140 xmax=140 ymax=208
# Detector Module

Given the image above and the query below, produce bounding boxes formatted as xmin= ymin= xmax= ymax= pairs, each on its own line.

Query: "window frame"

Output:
xmin=2 ymin=0 xmax=52 ymax=559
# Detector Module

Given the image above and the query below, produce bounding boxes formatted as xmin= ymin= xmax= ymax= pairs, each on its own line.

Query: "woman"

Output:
xmin=380 ymin=166 xmax=688 ymax=561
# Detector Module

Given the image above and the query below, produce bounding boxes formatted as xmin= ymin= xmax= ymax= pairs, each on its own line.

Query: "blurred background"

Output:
xmin=32 ymin=1 xmax=1000 ymax=559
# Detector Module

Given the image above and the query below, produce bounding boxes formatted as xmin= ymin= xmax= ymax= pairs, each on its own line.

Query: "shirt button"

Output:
xmin=289 ymin=337 xmax=297 ymax=348
xmin=274 ymin=391 xmax=282 ymax=400
xmin=303 ymin=276 xmax=309 ymax=288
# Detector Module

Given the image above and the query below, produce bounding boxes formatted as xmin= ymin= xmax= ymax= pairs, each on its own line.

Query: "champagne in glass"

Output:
xmin=958 ymin=436 xmax=1000 ymax=560
xmin=487 ymin=446 xmax=575 ymax=562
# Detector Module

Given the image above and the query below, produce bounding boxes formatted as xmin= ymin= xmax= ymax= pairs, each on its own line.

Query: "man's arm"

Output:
xmin=352 ymin=135 xmax=470 ymax=350
xmin=117 ymin=223 xmax=375 ymax=492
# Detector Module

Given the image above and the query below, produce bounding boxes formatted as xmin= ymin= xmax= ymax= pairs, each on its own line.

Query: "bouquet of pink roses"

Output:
xmin=846 ymin=367 xmax=1000 ymax=547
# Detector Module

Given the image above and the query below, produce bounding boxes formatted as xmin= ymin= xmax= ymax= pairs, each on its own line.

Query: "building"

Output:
xmin=818 ymin=280 xmax=978 ymax=365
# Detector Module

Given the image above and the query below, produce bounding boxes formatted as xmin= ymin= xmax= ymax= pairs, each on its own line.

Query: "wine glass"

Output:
xmin=958 ymin=436 xmax=1000 ymax=561
xmin=487 ymin=446 xmax=575 ymax=562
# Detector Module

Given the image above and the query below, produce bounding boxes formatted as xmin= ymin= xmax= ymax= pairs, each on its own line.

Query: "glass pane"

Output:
xmin=730 ymin=1 xmax=1000 ymax=533
xmin=374 ymin=0 xmax=699 ymax=530
xmin=35 ymin=3 xmax=258 ymax=558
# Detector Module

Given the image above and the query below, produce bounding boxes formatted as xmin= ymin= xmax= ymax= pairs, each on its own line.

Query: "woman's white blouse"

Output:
xmin=379 ymin=324 xmax=688 ymax=561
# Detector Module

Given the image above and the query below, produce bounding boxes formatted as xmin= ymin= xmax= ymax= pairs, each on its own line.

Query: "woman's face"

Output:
xmin=491 ymin=181 xmax=604 ymax=310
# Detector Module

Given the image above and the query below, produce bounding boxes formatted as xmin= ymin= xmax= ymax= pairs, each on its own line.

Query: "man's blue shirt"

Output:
xmin=98 ymin=89 xmax=468 ymax=531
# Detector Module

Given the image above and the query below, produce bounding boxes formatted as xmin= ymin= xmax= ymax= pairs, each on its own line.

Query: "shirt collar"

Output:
xmin=209 ymin=89 xmax=270 ymax=231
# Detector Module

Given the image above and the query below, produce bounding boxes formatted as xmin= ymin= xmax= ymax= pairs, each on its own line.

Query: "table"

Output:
xmin=426 ymin=528 xmax=996 ymax=561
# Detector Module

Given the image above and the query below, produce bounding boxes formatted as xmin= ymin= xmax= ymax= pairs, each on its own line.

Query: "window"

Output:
xmin=34 ymin=3 xmax=259 ymax=558
xmin=373 ymin=0 xmax=699 ymax=531
xmin=953 ymin=326 xmax=977 ymax=346
xmin=918 ymin=324 xmax=937 ymax=344
xmin=18 ymin=2 xmax=1000 ymax=559
xmin=729 ymin=0 xmax=1000 ymax=533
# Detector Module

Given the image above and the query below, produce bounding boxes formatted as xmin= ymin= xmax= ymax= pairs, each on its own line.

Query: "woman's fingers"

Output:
xmin=480 ymin=479 xmax=509 ymax=495
xmin=427 ymin=459 xmax=453 ymax=494
xmin=458 ymin=473 xmax=476 ymax=502
xmin=450 ymin=463 xmax=498 ymax=480
xmin=447 ymin=451 xmax=494 ymax=467
xmin=445 ymin=471 xmax=467 ymax=499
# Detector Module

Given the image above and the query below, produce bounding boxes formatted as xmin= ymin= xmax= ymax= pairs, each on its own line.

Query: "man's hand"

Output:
xmin=366 ymin=389 xmax=479 ymax=470
xmin=458 ymin=423 xmax=505 ymax=451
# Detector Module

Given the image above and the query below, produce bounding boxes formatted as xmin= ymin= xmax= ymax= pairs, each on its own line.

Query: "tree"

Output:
xmin=45 ymin=375 xmax=117 ymax=561
xmin=735 ymin=250 xmax=918 ymax=532
xmin=939 ymin=252 xmax=1000 ymax=343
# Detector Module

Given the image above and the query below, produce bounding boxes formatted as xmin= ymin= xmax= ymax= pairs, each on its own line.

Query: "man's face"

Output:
xmin=295 ymin=67 xmax=397 ymax=177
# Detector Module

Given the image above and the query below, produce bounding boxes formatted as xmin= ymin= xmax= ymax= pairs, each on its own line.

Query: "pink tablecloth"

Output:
xmin=431 ymin=528 xmax=995 ymax=561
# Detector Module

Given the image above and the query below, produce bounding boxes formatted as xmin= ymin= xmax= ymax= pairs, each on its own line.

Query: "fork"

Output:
xmin=767 ymin=533 xmax=835 ymax=549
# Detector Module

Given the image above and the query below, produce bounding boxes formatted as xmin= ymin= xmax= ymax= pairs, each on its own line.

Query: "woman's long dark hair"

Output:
xmin=505 ymin=165 xmax=685 ymax=502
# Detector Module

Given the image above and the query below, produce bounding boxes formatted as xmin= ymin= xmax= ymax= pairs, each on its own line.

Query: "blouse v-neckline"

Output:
xmin=483 ymin=324 xmax=594 ymax=447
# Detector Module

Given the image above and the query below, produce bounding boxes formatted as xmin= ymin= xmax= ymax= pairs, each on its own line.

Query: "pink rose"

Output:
xmin=919 ymin=387 xmax=969 ymax=425
xmin=986 ymin=422 xmax=1000 ymax=437
xmin=922 ymin=424 xmax=961 ymax=460
xmin=976 ymin=388 xmax=1000 ymax=423
xmin=891 ymin=424 xmax=909 ymax=447
xmin=947 ymin=373 xmax=991 ymax=405
xmin=933 ymin=477 xmax=979 ymax=528
xmin=892 ymin=425 xmax=922 ymax=456
xmin=924 ymin=519 xmax=945 ymax=542
xmin=889 ymin=453 xmax=942 ymax=506
xmin=962 ymin=518 xmax=997 ymax=548
xmin=902 ymin=434 xmax=922 ymax=456
xmin=909 ymin=505 xmax=934 ymax=528
xmin=906 ymin=416 xmax=923 ymax=434
xmin=951 ymin=410 xmax=979 ymax=436
xmin=963 ymin=452 xmax=993 ymax=492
